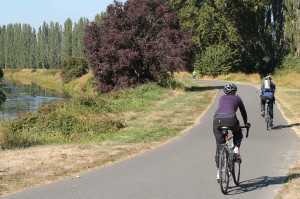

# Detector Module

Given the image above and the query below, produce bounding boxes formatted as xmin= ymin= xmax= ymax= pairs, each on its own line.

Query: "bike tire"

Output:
xmin=232 ymin=161 xmax=241 ymax=185
xmin=265 ymin=104 xmax=269 ymax=130
xmin=219 ymin=147 xmax=229 ymax=194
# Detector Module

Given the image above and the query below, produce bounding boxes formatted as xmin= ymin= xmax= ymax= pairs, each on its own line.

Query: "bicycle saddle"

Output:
xmin=220 ymin=126 xmax=231 ymax=130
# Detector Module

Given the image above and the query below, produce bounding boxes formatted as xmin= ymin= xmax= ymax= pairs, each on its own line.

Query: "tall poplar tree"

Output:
xmin=284 ymin=0 xmax=300 ymax=57
xmin=37 ymin=22 xmax=49 ymax=68
xmin=48 ymin=22 xmax=62 ymax=69
xmin=62 ymin=18 xmax=73 ymax=59
xmin=0 ymin=26 xmax=5 ymax=68
xmin=72 ymin=17 xmax=88 ymax=57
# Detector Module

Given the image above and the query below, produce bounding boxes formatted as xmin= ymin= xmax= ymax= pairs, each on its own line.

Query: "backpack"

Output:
xmin=263 ymin=79 xmax=271 ymax=91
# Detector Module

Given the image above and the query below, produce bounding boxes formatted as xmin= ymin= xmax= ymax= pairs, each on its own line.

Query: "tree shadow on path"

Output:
xmin=185 ymin=85 xmax=223 ymax=92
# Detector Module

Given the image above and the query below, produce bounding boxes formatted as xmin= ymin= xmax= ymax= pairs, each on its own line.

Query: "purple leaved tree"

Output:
xmin=84 ymin=0 xmax=195 ymax=93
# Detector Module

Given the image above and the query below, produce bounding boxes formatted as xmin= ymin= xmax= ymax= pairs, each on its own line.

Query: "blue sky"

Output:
xmin=0 ymin=0 xmax=126 ymax=30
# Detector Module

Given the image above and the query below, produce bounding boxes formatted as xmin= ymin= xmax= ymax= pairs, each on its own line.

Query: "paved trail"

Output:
xmin=3 ymin=80 xmax=299 ymax=199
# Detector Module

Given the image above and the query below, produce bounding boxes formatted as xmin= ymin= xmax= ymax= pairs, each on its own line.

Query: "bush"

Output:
xmin=194 ymin=44 xmax=240 ymax=77
xmin=279 ymin=57 xmax=300 ymax=74
xmin=61 ymin=56 xmax=88 ymax=83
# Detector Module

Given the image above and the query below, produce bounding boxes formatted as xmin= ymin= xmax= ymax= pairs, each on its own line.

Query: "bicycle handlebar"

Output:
xmin=240 ymin=123 xmax=251 ymax=138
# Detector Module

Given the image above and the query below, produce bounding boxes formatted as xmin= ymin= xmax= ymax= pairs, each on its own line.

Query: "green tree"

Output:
xmin=62 ymin=18 xmax=73 ymax=59
xmin=0 ymin=26 xmax=5 ymax=68
xmin=284 ymin=0 xmax=300 ymax=58
xmin=169 ymin=0 xmax=285 ymax=74
xmin=48 ymin=22 xmax=62 ymax=69
xmin=72 ymin=17 xmax=89 ymax=57
xmin=194 ymin=44 xmax=240 ymax=77
xmin=36 ymin=22 xmax=50 ymax=69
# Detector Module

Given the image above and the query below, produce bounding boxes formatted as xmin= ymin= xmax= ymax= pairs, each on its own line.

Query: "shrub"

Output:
xmin=61 ymin=56 xmax=88 ymax=83
xmin=194 ymin=44 xmax=240 ymax=77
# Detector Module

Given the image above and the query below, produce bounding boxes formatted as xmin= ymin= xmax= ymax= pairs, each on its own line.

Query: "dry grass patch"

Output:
xmin=275 ymin=161 xmax=300 ymax=199
xmin=0 ymin=143 xmax=153 ymax=196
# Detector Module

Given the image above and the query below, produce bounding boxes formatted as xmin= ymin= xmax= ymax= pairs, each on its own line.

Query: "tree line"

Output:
xmin=1 ymin=0 xmax=300 ymax=92
xmin=0 ymin=14 xmax=103 ymax=70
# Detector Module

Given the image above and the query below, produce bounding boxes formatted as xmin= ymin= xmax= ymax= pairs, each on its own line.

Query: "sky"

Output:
xmin=0 ymin=0 xmax=126 ymax=30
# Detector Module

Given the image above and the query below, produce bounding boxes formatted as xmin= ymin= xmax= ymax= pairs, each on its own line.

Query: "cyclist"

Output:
xmin=192 ymin=70 xmax=196 ymax=80
xmin=260 ymin=75 xmax=276 ymax=124
xmin=213 ymin=84 xmax=249 ymax=181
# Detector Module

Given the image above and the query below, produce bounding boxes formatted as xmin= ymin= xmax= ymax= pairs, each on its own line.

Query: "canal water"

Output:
xmin=0 ymin=79 xmax=63 ymax=121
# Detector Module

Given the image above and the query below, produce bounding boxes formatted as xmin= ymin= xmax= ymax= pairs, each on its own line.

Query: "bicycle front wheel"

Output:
xmin=232 ymin=161 xmax=241 ymax=185
xmin=219 ymin=147 xmax=229 ymax=194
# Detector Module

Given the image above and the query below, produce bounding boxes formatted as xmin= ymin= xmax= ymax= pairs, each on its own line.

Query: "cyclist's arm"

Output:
xmin=238 ymin=98 xmax=247 ymax=124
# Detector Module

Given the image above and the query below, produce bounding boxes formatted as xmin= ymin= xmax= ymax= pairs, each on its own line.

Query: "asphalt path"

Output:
xmin=3 ymin=79 xmax=300 ymax=199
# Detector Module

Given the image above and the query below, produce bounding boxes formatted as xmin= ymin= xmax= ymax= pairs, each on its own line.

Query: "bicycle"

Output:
xmin=265 ymin=99 xmax=273 ymax=130
xmin=218 ymin=124 xmax=250 ymax=195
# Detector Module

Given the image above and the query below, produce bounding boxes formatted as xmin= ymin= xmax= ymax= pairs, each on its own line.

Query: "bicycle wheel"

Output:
xmin=219 ymin=147 xmax=229 ymax=194
xmin=232 ymin=161 xmax=241 ymax=185
xmin=265 ymin=105 xmax=270 ymax=130
xmin=267 ymin=109 xmax=271 ymax=130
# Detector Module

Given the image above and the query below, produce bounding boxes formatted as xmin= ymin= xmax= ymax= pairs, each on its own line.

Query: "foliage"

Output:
xmin=0 ymin=68 xmax=3 ymax=78
xmin=169 ymin=0 xmax=285 ymax=75
xmin=194 ymin=44 xmax=240 ymax=77
xmin=284 ymin=0 xmax=300 ymax=58
xmin=84 ymin=0 xmax=195 ymax=93
xmin=0 ymin=89 xmax=6 ymax=104
xmin=60 ymin=56 xmax=88 ymax=83
xmin=279 ymin=57 xmax=300 ymax=74
xmin=0 ymin=68 xmax=6 ymax=104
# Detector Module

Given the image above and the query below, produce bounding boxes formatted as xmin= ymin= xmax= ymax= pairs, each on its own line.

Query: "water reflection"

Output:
xmin=0 ymin=79 xmax=63 ymax=121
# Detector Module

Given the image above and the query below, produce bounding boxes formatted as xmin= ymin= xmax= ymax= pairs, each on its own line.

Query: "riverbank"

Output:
xmin=3 ymin=69 xmax=96 ymax=97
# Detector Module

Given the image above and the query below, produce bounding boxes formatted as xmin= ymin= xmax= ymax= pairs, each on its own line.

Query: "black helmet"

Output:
xmin=265 ymin=75 xmax=272 ymax=80
xmin=224 ymin=84 xmax=237 ymax=94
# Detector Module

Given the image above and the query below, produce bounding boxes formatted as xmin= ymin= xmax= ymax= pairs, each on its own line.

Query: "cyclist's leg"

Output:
xmin=213 ymin=117 xmax=225 ymax=168
xmin=269 ymin=97 xmax=274 ymax=121
xmin=260 ymin=95 xmax=266 ymax=117
xmin=260 ymin=95 xmax=266 ymax=116
xmin=231 ymin=119 xmax=243 ymax=163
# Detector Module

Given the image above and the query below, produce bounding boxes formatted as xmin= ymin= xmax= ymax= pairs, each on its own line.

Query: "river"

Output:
xmin=0 ymin=79 xmax=63 ymax=121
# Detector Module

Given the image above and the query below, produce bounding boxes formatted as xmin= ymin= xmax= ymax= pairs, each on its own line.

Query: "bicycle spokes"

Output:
xmin=219 ymin=148 xmax=229 ymax=194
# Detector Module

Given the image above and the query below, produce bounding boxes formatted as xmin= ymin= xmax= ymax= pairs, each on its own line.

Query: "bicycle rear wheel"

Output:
xmin=232 ymin=161 xmax=241 ymax=185
xmin=219 ymin=147 xmax=229 ymax=194
xmin=266 ymin=116 xmax=270 ymax=130
xmin=265 ymin=105 xmax=270 ymax=130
